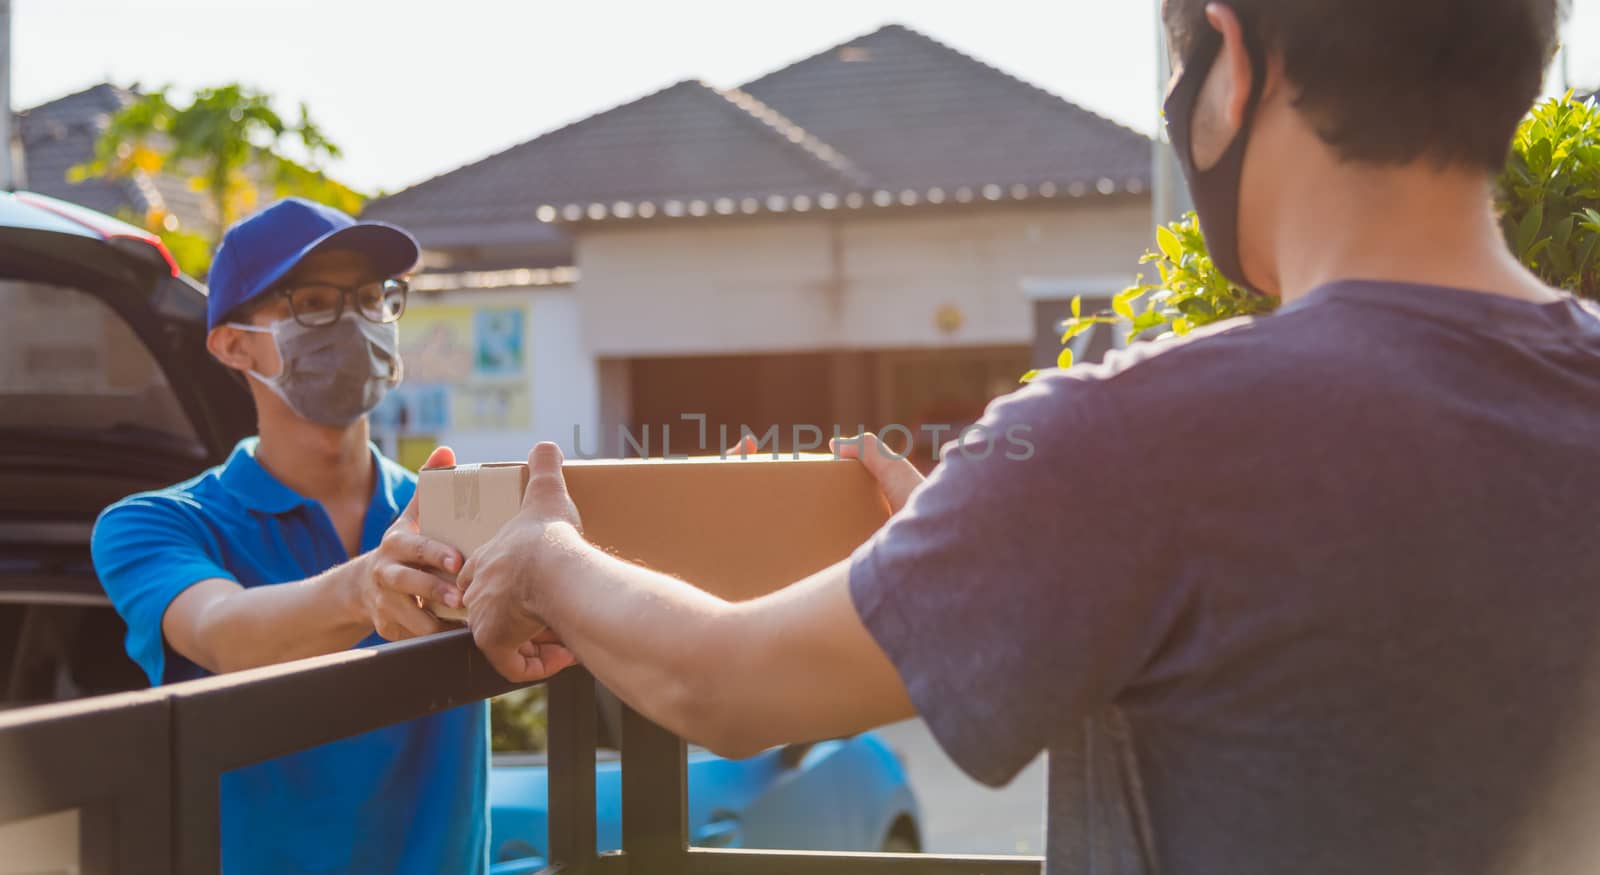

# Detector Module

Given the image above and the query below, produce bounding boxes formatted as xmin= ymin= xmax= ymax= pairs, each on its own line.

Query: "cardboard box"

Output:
xmin=417 ymin=456 xmax=893 ymax=620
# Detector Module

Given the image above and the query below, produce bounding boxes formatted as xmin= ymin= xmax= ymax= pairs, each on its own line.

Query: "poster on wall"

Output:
xmin=402 ymin=305 xmax=476 ymax=383
xmin=372 ymin=302 xmax=531 ymax=436
xmin=474 ymin=308 xmax=525 ymax=377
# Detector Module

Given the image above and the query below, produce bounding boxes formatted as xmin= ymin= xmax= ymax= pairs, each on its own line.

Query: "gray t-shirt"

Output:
xmin=850 ymin=280 xmax=1600 ymax=875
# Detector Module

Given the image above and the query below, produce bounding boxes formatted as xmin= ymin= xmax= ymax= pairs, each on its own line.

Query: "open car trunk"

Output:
xmin=0 ymin=434 xmax=215 ymax=706
xmin=0 ymin=207 xmax=252 ymax=707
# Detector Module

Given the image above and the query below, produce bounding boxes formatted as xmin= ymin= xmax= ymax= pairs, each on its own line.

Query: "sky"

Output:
xmin=13 ymin=0 xmax=1600 ymax=195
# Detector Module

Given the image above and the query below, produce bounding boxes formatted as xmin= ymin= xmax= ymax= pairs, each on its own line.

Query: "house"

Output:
xmin=17 ymin=83 xmax=216 ymax=236
xmin=365 ymin=24 xmax=1155 ymax=466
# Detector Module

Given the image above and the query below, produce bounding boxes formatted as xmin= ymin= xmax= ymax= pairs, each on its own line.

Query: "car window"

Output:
xmin=0 ymin=279 xmax=199 ymax=445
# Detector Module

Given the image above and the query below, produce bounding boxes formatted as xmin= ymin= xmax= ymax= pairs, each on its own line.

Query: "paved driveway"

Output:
xmin=873 ymin=719 xmax=1046 ymax=855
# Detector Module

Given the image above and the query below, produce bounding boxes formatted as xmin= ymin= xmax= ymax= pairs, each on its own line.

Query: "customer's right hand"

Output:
xmin=358 ymin=446 xmax=465 ymax=640
xmin=831 ymin=432 xmax=925 ymax=513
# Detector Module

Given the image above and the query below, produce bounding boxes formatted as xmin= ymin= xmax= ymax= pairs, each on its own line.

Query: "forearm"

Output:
xmin=532 ymin=524 xmax=912 ymax=757
xmin=178 ymin=563 xmax=373 ymax=673
xmin=531 ymin=524 xmax=747 ymax=750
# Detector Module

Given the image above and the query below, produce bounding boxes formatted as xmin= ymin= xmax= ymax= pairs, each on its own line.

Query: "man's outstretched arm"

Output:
xmin=460 ymin=438 xmax=921 ymax=757
xmin=468 ymin=376 xmax=1161 ymax=788
xmin=96 ymin=447 xmax=469 ymax=678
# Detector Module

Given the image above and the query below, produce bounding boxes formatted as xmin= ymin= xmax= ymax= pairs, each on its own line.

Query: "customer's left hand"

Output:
xmin=459 ymin=442 xmax=582 ymax=682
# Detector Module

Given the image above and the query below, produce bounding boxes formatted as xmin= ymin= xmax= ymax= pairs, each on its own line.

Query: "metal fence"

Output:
xmin=0 ymin=628 xmax=1043 ymax=875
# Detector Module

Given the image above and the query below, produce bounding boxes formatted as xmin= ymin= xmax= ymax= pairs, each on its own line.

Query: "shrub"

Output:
xmin=1499 ymin=93 xmax=1600 ymax=299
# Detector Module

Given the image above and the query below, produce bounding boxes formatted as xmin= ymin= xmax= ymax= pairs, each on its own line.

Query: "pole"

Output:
xmin=0 ymin=0 xmax=13 ymax=191
xmin=1152 ymin=0 xmax=1191 ymax=227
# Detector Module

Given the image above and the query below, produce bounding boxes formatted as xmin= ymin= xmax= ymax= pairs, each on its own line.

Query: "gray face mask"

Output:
xmin=229 ymin=312 xmax=403 ymax=427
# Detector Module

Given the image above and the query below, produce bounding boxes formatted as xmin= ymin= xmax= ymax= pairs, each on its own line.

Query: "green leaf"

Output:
xmin=1517 ymin=202 xmax=1545 ymax=256
xmin=1549 ymin=240 xmax=1575 ymax=278
xmin=1113 ymin=289 xmax=1138 ymax=320
xmin=1574 ymin=234 xmax=1599 ymax=277
xmin=1157 ymin=224 xmax=1183 ymax=263
xmin=1188 ymin=296 xmax=1220 ymax=321
xmin=1060 ymin=318 xmax=1097 ymax=343
xmin=1552 ymin=215 xmax=1575 ymax=247
xmin=1529 ymin=137 xmax=1554 ymax=174
xmin=1056 ymin=348 xmax=1074 ymax=369
xmin=1131 ymin=309 xmax=1167 ymax=334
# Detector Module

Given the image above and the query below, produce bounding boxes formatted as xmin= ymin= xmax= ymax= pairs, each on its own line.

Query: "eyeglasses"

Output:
xmin=275 ymin=278 xmax=409 ymax=327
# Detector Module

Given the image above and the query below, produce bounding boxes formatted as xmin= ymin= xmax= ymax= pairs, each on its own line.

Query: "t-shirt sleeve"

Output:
xmin=849 ymin=369 xmax=1173 ymax=787
xmin=91 ymin=495 xmax=237 ymax=685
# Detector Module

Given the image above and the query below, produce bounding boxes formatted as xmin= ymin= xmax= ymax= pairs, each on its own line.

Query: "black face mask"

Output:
xmin=1162 ymin=20 xmax=1268 ymax=291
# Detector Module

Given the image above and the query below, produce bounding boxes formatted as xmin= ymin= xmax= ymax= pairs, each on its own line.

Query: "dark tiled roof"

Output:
xmin=741 ymin=24 xmax=1150 ymax=195
xmin=18 ymin=84 xmax=147 ymax=217
xmin=17 ymin=83 xmax=216 ymax=233
xmin=366 ymin=79 xmax=865 ymax=227
xmin=367 ymin=24 xmax=1152 ymax=230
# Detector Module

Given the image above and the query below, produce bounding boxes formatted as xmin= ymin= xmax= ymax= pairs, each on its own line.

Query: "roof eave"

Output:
xmin=536 ymin=175 xmax=1150 ymax=227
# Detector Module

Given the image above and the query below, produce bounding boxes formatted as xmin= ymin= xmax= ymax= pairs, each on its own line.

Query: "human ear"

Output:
xmin=207 ymin=325 xmax=269 ymax=376
xmin=1205 ymin=2 xmax=1254 ymax=131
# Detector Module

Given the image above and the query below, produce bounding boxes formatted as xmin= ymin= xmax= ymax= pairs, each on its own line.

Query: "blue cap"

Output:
xmin=205 ymin=197 xmax=421 ymax=329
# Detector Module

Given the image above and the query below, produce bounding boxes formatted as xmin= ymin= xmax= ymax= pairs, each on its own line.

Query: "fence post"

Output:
xmin=621 ymin=704 xmax=687 ymax=875
xmin=0 ymin=690 xmax=173 ymax=875
xmin=546 ymin=667 xmax=598 ymax=873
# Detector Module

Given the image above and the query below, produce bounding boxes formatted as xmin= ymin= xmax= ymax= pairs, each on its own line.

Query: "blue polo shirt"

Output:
xmin=91 ymin=438 xmax=488 ymax=875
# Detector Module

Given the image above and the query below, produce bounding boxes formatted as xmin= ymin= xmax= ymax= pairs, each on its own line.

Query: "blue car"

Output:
xmin=488 ymin=738 xmax=921 ymax=873
xmin=486 ymin=691 xmax=921 ymax=873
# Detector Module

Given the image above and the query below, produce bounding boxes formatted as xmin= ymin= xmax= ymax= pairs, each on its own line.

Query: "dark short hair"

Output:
xmin=1163 ymin=0 xmax=1566 ymax=170
xmin=217 ymin=290 xmax=277 ymax=328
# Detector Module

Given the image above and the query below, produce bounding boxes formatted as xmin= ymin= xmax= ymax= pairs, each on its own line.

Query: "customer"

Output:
xmin=460 ymin=3 xmax=1599 ymax=873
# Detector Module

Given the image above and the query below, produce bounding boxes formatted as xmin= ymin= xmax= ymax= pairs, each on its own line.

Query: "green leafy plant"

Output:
xmin=1499 ymin=92 xmax=1600 ymax=299
xmin=1036 ymin=213 xmax=1275 ymax=379
xmin=70 ymin=84 xmax=365 ymax=277
xmin=1033 ymin=92 xmax=1599 ymax=378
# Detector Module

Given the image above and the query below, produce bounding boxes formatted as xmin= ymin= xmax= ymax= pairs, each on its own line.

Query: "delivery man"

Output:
xmin=91 ymin=198 xmax=486 ymax=874
xmin=457 ymin=1 xmax=1600 ymax=874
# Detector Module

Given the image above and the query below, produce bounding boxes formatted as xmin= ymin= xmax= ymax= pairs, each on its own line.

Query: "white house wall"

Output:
xmin=527 ymin=287 xmax=600 ymax=455
xmin=574 ymin=201 xmax=1153 ymax=358
xmin=578 ymin=220 xmax=841 ymax=356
